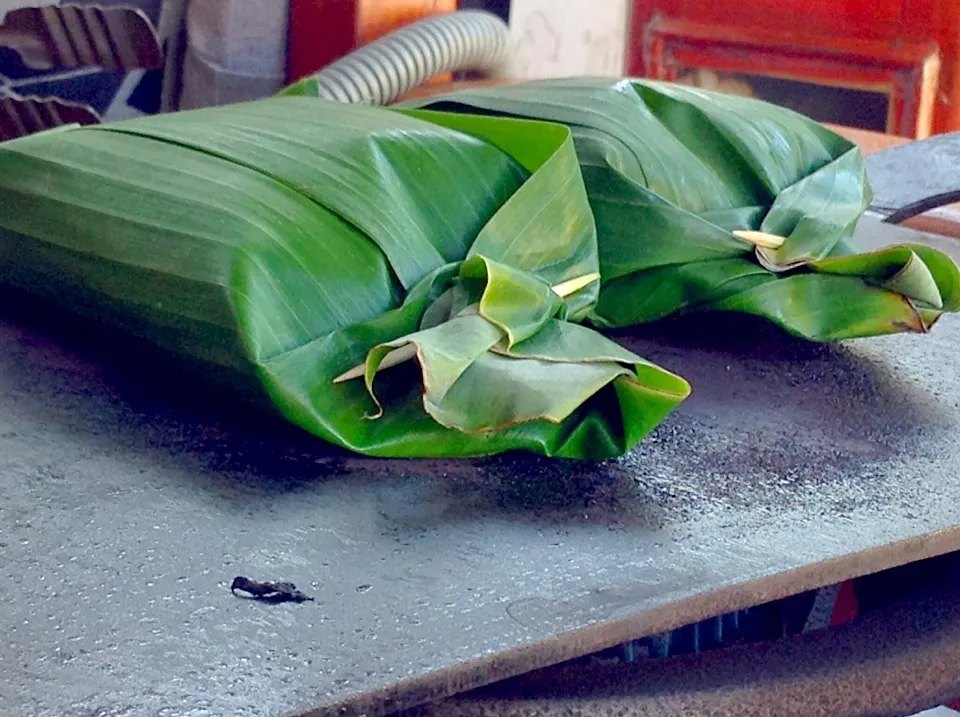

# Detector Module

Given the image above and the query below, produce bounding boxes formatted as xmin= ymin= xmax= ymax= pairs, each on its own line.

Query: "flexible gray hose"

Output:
xmin=307 ymin=10 xmax=512 ymax=106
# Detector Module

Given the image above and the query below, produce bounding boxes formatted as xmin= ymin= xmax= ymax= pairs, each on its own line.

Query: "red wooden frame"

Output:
xmin=628 ymin=0 xmax=960 ymax=137
xmin=641 ymin=18 xmax=939 ymax=138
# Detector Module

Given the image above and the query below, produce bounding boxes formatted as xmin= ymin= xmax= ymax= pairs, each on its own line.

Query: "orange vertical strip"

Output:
xmin=357 ymin=0 xmax=456 ymax=44
xmin=357 ymin=0 xmax=458 ymax=84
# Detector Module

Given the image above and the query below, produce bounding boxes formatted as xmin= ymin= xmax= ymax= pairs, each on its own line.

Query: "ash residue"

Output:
xmin=605 ymin=315 xmax=958 ymax=524
xmin=619 ymin=413 xmax=917 ymax=522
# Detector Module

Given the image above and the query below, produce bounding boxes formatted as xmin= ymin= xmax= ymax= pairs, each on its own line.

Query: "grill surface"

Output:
xmin=2 ymin=216 xmax=960 ymax=717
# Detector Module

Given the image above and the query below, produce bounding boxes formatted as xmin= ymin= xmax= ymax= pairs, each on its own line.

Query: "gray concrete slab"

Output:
xmin=3 ymin=216 xmax=960 ymax=717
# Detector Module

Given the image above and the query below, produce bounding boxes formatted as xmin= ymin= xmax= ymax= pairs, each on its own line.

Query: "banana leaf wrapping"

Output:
xmin=0 ymin=97 xmax=690 ymax=459
xmin=400 ymin=78 xmax=960 ymax=341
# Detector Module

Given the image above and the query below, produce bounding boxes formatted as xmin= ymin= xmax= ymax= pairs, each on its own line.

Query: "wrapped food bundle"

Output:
xmin=1 ymin=78 xmax=957 ymax=459
xmin=0 ymin=96 xmax=689 ymax=459
xmin=401 ymin=78 xmax=960 ymax=341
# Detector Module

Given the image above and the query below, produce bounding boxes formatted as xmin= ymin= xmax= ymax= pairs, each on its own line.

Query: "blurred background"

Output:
xmin=2 ymin=0 xmax=958 ymax=140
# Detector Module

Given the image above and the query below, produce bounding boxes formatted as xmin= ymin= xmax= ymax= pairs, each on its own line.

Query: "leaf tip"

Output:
xmin=551 ymin=272 xmax=601 ymax=298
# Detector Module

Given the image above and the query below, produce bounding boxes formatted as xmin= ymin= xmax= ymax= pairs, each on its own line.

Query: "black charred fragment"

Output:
xmin=230 ymin=576 xmax=314 ymax=604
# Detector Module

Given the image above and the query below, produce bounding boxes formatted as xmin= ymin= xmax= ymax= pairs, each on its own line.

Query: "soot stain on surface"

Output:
xmin=2 ymin=283 xmax=952 ymax=530
xmin=595 ymin=314 xmax=955 ymax=520
xmin=616 ymin=315 xmax=949 ymax=449
xmin=0 ymin=296 xmax=359 ymax=501
xmin=372 ymin=313 xmax=952 ymax=528
xmin=474 ymin=454 xmax=623 ymax=513
xmin=360 ymin=452 xmax=655 ymax=527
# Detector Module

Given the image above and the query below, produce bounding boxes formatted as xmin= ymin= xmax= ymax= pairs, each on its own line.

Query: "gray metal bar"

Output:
xmin=866 ymin=131 xmax=960 ymax=223
xmin=403 ymin=570 xmax=960 ymax=717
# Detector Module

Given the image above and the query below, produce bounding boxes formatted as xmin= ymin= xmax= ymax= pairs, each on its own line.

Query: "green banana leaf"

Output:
xmin=0 ymin=96 xmax=690 ymax=459
xmin=400 ymin=78 xmax=960 ymax=341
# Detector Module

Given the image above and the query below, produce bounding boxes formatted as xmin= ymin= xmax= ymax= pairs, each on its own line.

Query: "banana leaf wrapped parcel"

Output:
xmin=0 ymin=97 xmax=690 ymax=459
xmin=400 ymin=78 xmax=960 ymax=341
xmin=3 ymin=79 xmax=959 ymax=461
